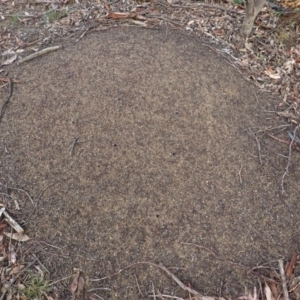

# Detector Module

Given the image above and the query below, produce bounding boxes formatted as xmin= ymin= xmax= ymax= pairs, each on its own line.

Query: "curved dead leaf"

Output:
xmin=70 ymin=271 xmax=80 ymax=294
xmin=4 ymin=232 xmax=30 ymax=242
xmin=76 ymin=276 xmax=85 ymax=296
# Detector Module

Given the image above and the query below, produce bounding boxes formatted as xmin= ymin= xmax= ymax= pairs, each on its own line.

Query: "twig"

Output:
xmin=91 ymin=261 xmax=224 ymax=300
xmin=278 ymin=259 xmax=289 ymax=300
xmin=170 ymin=3 xmax=237 ymax=13
xmin=32 ymin=253 xmax=50 ymax=274
xmin=25 ymin=183 xmax=56 ymax=223
xmin=254 ymin=92 xmax=276 ymax=113
xmin=8 ymin=187 xmax=34 ymax=204
xmin=88 ymin=288 xmax=111 ymax=292
xmin=152 ymin=281 xmax=157 ymax=300
xmin=238 ymin=163 xmax=243 ymax=184
xmin=281 ymin=124 xmax=300 ymax=194
xmin=180 ymin=242 xmax=246 ymax=269
xmin=249 ymin=129 xmax=262 ymax=165
xmin=18 ymin=46 xmax=60 ymax=64
xmin=180 ymin=242 xmax=218 ymax=257
xmin=134 ymin=274 xmax=143 ymax=296
xmin=69 ymin=137 xmax=79 ymax=156
xmin=0 ymin=259 xmax=37 ymax=300
xmin=91 ymin=294 xmax=105 ymax=300
xmin=158 ymin=263 xmax=201 ymax=298
xmin=49 ymin=275 xmax=74 ymax=286
xmin=0 ymin=78 xmax=13 ymax=123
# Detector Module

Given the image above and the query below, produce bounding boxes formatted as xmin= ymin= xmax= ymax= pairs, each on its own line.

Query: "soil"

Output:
xmin=0 ymin=27 xmax=300 ymax=299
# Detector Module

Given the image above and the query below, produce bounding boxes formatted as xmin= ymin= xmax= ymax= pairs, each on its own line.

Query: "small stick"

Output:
xmin=158 ymin=263 xmax=201 ymax=298
xmin=278 ymin=259 xmax=289 ymax=300
xmin=32 ymin=253 xmax=50 ymax=273
xmin=281 ymin=124 xmax=300 ymax=194
xmin=134 ymin=274 xmax=143 ymax=296
xmin=180 ymin=242 xmax=246 ymax=269
xmin=152 ymin=281 xmax=157 ymax=300
xmin=69 ymin=137 xmax=79 ymax=156
xmin=49 ymin=274 xmax=74 ymax=286
xmin=249 ymin=129 xmax=262 ymax=165
xmin=88 ymin=288 xmax=111 ymax=292
xmin=180 ymin=242 xmax=217 ymax=257
xmin=238 ymin=163 xmax=243 ymax=184
xmin=0 ymin=78 xmax=13 ymax=122
xmin=170 ymin=3 xmax=237 ymax=13
xmin=92 ymin=261 xmax=223 ymax=300
xmin=18 ymin=46 xmax=60 ymax=64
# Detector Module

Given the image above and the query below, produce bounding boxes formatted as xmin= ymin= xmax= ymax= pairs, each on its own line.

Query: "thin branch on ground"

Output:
xmin=152 ymin=281 xmax=157 ymax=300
xmin=248 ymin=129 xmax=262 ymax=165
xmin=134 ymin=274 xmax=143 ymax=296
xmin=238 ymin=163 xmax=243 ymax=184
xmin=170 ymin=3 xmax=238 ymax=13
xmin=92 ymin=261 xmax=224 ymax=300
xmin=180 ymin=242 xmax=247 ymax=269
xmin=69 ymin=137 xmax=79 ymax=156
xmin=8 ymin=187 xmax=35 ymax=204
xmin=0 ymin=77 xmax=13 ymax=123
xmin=280 ymin=124 xmax=300 ymax=194
xmin=18 ymin=46 xmax=61 ymax=64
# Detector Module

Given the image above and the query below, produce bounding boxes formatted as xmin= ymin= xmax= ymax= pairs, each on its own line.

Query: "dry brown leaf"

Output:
xmin=269 ymin=281 xmax=279 ymax=299
xmin=283 ymin=60 xmax=295 ymax=74
xmin=70 ymin=271 xmax=80 ymax=294
xmin=0 ymin=222 xmax=7 ymax=229
xmin=9 ymin=264 xmax=25 ymax=275
xmin=285 ymin=251 xmax=298 ymax=279
xmin=4 ymin=232 xmax=30 ymax=242
xmin=76 ymin=276 xmax=85 ymax=296
xmin=107 ymin=12 xmax=132 ymax=19
xmin=1 ymin=54 xmax=18 ymax=66
xmin=290 ymin=276 xmax=300 ymax=299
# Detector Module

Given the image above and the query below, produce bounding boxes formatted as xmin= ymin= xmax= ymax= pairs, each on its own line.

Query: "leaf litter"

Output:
xmin=0 ymin=0 xmax=300 ymax=299
xmin=0 ymin=178 xmax=61 ymax=300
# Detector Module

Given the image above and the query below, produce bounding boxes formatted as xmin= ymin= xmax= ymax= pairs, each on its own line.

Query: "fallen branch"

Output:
xmin=18 ymin=46 xmax=61 ymax=64
xmin=92 ymin=261 xmax=225 ymax=300
xmin=249 ymin=128 xmax=262 ymax=165
xmin=281 ymin=124 xmax=300 ymax=194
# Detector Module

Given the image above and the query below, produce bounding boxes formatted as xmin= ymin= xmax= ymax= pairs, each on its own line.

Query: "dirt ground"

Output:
xmin=1 ymin=27 xmax=300 ymax=299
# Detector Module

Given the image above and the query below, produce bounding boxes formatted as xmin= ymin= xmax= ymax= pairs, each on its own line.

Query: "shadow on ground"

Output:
xmin=1 ymin=27 xmax=299 ymax=299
